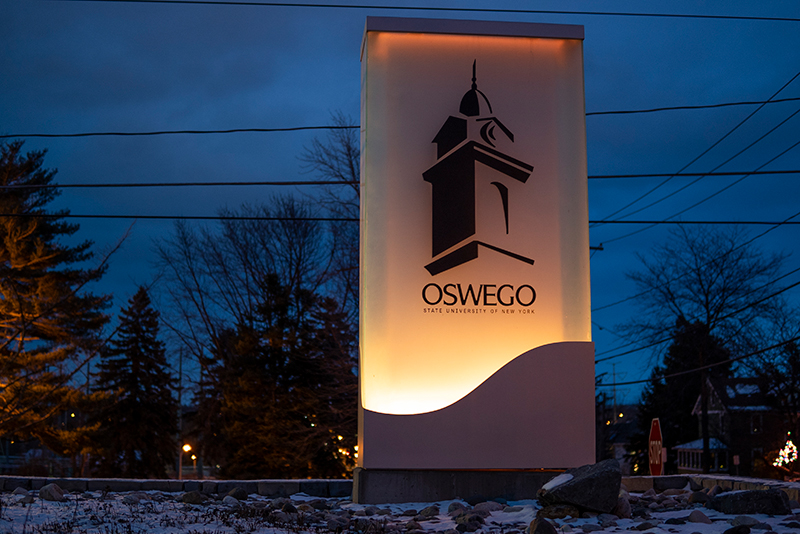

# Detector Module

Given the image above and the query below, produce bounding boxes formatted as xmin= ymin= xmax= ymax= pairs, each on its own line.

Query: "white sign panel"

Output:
xmin=359 ymin=17 xmax=594 ymax=469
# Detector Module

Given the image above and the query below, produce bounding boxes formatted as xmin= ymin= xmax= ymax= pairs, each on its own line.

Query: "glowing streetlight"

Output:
xmin=178 ymin=443 xmax=192 ymax=480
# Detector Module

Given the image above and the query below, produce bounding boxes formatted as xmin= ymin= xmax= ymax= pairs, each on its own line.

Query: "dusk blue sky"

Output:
xmin=2 ymin=0 xmax=800 ymax=403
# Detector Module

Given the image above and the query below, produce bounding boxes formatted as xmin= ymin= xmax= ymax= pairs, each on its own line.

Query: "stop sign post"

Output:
xmin=649 ymin=418 xmax=663 ymax=476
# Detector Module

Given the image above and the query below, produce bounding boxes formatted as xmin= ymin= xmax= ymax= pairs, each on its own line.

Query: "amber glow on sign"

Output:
xmin=361 ymin=25 xmax=589 ymax=415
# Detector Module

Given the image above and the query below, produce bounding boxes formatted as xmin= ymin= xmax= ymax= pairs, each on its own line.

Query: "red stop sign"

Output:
xmin=648 ymin=418 xmax=663 ymax=476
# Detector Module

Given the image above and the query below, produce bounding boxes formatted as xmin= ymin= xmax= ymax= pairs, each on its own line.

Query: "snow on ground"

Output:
xmin=0 ymin=485 xmax=798 ymax=534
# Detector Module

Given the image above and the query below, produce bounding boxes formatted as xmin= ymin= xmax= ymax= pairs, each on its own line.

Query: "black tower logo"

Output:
xmin=423 ymin=62 xmax=535 ymax=276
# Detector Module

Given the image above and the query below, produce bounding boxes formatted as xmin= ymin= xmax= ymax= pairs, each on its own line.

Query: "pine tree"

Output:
xmin=93 ymin=287 xmax=177 ymax=478
xmin=633 ymin=319 xmax=731 ymax=473
xmin=0 ymin=140 xmax=109 ymax=445
xmin=197 ymin=274 xmax=357 ymax=479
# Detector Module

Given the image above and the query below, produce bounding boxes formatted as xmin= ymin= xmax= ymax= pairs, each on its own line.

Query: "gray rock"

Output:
xmin=365 ymin=506 xmax=380 ymax=516
xmin=505 ymin=506 xmax=525 ymax=513
xmin=688 ymin=491 xmax=709 ymax=504
xmin=227 ymin=487 xmax=249 ymax=501
xmin=401 ymin=509 xmax=418 ymax=516
xmin=181 ymin=491 xmax=207 ymax=505
xmin=634 ymin=521 xmax=658 ymax=530
xmin=12 ymin=487 xmax=29 ymax=496
xmin=581 ymin=524 xmax=603 ymax=532
xmin=708 ymin=489 xmax=791 ymax=516
xmin=537 ymin=504 xmax=581 ymax=519
xmin=122 ymin=494 xmax=140 ymax=505
xmin=419 ymin=505 xmax=439 ymax=518
xmin=732 ymin=517 xmax=761 ymax=527
xmin=752 ymin=523 xmax=772 ymax=530
xmin=537 ymin=459 xmax=621 ymax=514
xmin=474 ymin=501 xmax=504 ymax=513
xmin=665 ymin=518 xmax=687 ymax=525
xmin=17 ymin=494 xmax=35 ymax=504
xmin=449 ymin=502 xmax=468 ymax=514
xmin=723 ymin=526 xmax=751 ymax=534
xmin=562 ymin=525 xmax=573 ymax=533
xmin=708 ymin=485 xmax=725 ymax=498
xmin=688 ymin=510 xmax=712 ymax=524
xmin=405 ymin=520 xmax=422 ymax=530
xmin=530 ymin=518 xmax=559 ymax=534
xmin=598 ymin=513 xmax=619 ymax=527
xmin=222 ymin=495 xmax=240 ymax=507
xmin=39 ymin=483 xmax=65 ymax=502
xmin=613 ymin=496 xmax=632 ymax=519
xmin=327 ymin=515 xmax=350 ymax=531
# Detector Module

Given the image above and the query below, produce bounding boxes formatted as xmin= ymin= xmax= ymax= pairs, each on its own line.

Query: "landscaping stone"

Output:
xmin=181 ymin=490 xmax=207 ymax=504
xmin=537 ymin=459 xmax=622 ymax=514
xmin=688 ymin=510 xmax=712 ymax=524
xmin=537 ymin=504 xmax=582 ymax=519
xmin=529 ymin=518 xmax=559 ymax=534
xmin=708 ymin=489 xmax=791 ymax=516
xmin=39 ymin=483 xmax=65 ymax=502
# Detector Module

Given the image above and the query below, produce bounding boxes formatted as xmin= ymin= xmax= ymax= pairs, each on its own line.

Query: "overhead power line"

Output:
xmin=52 ymin=0 xmax=800 ymax=23
xmin=592 ymin=69 xmax=800 ymax=231
xmin=0 ymin=126 xmax=357 ymax=139
xmin=3 ymin=210 xmax=800 ymax=225
xmin=596 ymin=334 xmax=800 ymax=387
xmin=0 ymin=213 xmax=359 ymax=222
xmin=3 ymin=173 xmax=800 ymax=190
xmin=6 ymin=97 xmax=800 ymax=140
xmin=0 ymin=180 xmax=357 ymax=189
xmin=589 ymin=170 xmax=800 ymax=179
xmin=595 ymin=264 xmax=800 ymax=363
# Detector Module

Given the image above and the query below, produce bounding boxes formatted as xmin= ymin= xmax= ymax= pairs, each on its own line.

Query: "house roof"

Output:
xmin=691 ymin=376 xmax=773 ymax=416
xmin=674 ymin=438 xmax=728 ymax=450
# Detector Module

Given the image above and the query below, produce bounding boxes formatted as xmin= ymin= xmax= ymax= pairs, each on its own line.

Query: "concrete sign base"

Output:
xmin=353 ymin=468 xmax=561 ymax=504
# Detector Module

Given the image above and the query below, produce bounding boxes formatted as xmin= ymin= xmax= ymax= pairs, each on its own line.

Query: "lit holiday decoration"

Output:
xmin=773 ymin=437 xmax=798 ymax=467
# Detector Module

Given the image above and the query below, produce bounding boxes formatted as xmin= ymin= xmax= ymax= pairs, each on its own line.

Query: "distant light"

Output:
xmin=618 ymin=413 xmax=623 ymax=418
xmin=191 ymin=455 xmax=196 ymax=461
xmin=606 ymin=420 xmax=611 ymax=425
xmin=311 ymin=423 xmax=316 ymax=427
xmin=70 ymin=413 xmax=76 ymax=418
xmin=183 ymin=444 xmax=192 ymax=452
xmin=337 ymin=435 xmax=343 ymax=441
xmin=773 ymin=439 xmax=797 ymax=467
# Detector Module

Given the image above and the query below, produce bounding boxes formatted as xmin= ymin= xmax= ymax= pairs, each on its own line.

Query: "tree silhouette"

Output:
xmin=92 ymin=287 xmax=177 ymax=478
xmin=0 ymin=140 xmax=109 ymax=451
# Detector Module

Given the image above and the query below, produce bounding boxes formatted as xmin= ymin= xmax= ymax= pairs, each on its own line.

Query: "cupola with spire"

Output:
xmin=459 ymin=60 xmax=493 ymax=117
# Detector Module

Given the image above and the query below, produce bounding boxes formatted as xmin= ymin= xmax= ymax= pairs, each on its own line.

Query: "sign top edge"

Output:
xmin=364 ymin=16 xmax=585 ymax=41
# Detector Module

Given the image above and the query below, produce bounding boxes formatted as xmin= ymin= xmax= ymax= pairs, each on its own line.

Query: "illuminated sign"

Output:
xmin=359 ymin=17 xmax=594 ymax=470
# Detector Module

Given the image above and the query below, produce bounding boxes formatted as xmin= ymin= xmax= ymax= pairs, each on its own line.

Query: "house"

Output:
xmin=674 ymin=377 xmax=784 ymax=476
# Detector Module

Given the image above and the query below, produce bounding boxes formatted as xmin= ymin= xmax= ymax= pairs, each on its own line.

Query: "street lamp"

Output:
xmin=178 ymin=443 xmax=192 ymax=480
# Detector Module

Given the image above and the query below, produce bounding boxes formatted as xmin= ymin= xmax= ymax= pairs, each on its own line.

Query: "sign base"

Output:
xmin=353 ymin=467 xmax=562 ymax=504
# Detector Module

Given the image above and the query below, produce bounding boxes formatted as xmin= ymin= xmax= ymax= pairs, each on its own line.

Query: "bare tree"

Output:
xmin=300 ymin=111 xmax=359 ymax=320
xmin=154 ymin=196 xmax=335 ymax=365
xmin=624 ymin=224 xmax=788 ymax=473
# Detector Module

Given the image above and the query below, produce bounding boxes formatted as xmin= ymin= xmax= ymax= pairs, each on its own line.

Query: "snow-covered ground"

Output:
xmin=0 ymin=484 xmax=798 ymax=534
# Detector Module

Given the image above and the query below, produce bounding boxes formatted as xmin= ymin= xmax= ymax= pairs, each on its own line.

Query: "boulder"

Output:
xmin=612 ymin=496 xmax=632 ymax=519
xmin=223 ymin=495 xmax=241 ymax=507
xmin=181 ymin=491 xmax=207 ymax=505
xmin=688 ymin=510 xmax=712 ymax=524
xmin=227 ymin=487 xmax=249 ymax=501
xmin=537 ymin=504 xmax=581 ymax=519
xmin=529 ymin=518 xmax=559 ymax=534
xmin=39 ymin=483 xmax=65 ymax=502
xmin=473 ymin=501 xmax=504 ymax=513
xmin=708 ymin=489 xmax=791 ymax=516
xmin=537 ymin=459 xmax=622 ymax=513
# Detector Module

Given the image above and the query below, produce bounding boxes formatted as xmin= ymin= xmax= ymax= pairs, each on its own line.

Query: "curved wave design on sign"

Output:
xmin=360 ymin=341 xmax=596 ymax=469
